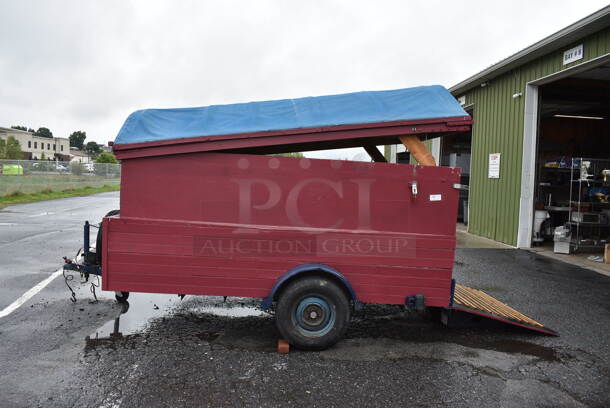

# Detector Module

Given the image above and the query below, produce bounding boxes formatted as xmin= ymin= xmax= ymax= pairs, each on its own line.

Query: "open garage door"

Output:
xmin=531 ymin=61 xmax=610 ymax=255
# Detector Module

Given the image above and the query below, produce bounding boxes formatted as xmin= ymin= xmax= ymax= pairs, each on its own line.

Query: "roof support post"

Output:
xmin=399 ymin=135 xmax=436 ymax=166
xmin=363 ymin=144 xmax=387 ymax=162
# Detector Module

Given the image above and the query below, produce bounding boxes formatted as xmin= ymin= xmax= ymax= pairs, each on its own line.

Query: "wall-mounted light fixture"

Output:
xmin=480 ymin=82 xmax=489 ymax=88
xmin=512 ymin=92 xmax=522 ymax=99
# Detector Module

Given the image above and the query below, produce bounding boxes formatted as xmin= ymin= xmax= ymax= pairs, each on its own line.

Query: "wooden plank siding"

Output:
xmin=105 ymin=152 xmax=462 ymax=307
xmin=103 ymin=217 xmax=456 ymax=306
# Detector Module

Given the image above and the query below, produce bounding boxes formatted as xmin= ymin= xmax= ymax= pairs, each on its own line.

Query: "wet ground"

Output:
xmin=0 ymin=194 xmax=609 ymax=407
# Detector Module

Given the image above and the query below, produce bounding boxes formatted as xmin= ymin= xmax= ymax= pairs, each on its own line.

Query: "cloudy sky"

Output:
xmin=0 ymin=1 xmax=607 ymax=158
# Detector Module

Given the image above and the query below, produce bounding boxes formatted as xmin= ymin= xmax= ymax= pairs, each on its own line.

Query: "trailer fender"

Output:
xmin=261 ymin=263 xmax=360 ymax=311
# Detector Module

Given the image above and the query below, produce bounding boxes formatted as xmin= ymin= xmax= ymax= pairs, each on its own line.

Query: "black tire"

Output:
xmin=115 ymin=291 xmax=130 ymax=303
xmin=96 ymin=209 xmax=120 ymax=266
xmin=275 ymin=276 xmax=351 ymax=350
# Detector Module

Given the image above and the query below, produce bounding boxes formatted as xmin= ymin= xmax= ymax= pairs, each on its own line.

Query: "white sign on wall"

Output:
xmin=563 ymin=44 xmax=583 ymax=65
xmin=488 ymin=153 xmax=501 ymax=179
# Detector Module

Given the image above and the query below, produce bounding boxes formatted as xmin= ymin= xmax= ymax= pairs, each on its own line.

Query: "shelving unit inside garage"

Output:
xmin=537 ymin=158 xmax=610 ymax=254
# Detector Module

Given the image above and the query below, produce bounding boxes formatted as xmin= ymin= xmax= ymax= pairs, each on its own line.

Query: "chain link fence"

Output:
xmin=0 ymin=159 xmax=120 ymax=196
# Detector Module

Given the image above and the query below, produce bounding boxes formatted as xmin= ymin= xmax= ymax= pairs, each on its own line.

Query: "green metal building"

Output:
xmin=419 ymin=7 xmax=610 ymax=248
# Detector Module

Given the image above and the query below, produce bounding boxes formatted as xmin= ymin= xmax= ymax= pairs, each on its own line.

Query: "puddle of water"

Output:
xmin=86 ymin=293 xmax=179 ymax=347
xmin=454 ymin=338 xmax=560 ymax=362
xmin=86 ymin=293 xmax=269 ymax=350
xmin=189 ymin=304 xmax=267 ymax=317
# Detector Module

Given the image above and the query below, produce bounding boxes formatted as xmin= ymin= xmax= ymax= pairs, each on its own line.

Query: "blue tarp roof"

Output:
xmin=115 ymin=85 xmax=467 ymax=145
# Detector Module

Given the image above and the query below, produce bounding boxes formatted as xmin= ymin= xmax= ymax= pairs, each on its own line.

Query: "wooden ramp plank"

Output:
xmin=453 ymin=284 xmax=546 ymax=329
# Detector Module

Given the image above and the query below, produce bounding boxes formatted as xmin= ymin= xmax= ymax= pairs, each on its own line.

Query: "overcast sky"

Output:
xmin=0 ymin=1 xmax=607 ymax=159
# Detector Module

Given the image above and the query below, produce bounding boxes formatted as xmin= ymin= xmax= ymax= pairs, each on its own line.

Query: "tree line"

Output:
xmin=0 ymin=136 xmax=22 ymax=159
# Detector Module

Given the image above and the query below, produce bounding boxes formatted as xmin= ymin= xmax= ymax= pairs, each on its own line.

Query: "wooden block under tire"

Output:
xmin=277 ymin=339 xmax=290 ymax=354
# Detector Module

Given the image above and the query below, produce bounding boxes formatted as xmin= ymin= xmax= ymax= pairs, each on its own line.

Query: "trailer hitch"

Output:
xmin=61 ymin=221 xmax=103 ymax=302
xmin=62 ymin=255 xmax=103 ymax=303
xmin=63 ymin=256 xmax=102 ymax=278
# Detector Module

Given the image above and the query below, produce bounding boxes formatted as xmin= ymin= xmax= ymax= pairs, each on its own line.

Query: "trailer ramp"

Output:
xmin=448 ymin=284 xmax=557 ymax=336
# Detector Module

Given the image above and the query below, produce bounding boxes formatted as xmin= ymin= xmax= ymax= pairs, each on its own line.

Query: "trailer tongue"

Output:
xmin=63 ymin=85 xmax=557 ymax=349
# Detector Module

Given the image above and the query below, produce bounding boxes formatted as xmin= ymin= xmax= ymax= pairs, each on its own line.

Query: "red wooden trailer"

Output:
xmin=65 ymin=86 xmax=555 ymax=350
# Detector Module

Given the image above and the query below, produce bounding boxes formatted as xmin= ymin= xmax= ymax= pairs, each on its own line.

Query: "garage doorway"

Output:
xmin=518 ymin=54 xmax=610 ymax=255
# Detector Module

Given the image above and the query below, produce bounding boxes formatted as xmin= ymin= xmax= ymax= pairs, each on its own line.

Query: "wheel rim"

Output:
xmin=294 ymin=296 xmax=335 ymax=337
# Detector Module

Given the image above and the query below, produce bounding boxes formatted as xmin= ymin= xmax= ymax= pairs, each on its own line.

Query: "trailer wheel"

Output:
xmin=96 ymin=209 xmax=120 ymax=266
xmin=275 ymin=276 xmax=350 ymax=350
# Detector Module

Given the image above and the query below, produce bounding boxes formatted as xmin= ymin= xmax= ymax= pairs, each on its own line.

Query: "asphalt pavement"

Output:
xmin=0 ymin=193 xmax=608 ymax=407
xmin=0 ymin=192 xmax=120 ymax=310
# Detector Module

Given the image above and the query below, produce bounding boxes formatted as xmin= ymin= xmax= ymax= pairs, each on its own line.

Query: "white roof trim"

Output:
xmin=450 ymin=6 xmax=610 ymax=95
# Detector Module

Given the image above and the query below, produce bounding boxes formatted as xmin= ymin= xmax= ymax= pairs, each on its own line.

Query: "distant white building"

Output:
xmin=0 ymin=126 xmax=70 ymax=160
xmin=69 ymin=148 xmax=93 ymax=164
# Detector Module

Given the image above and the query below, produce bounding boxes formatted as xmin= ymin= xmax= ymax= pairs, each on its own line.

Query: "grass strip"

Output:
xmin=0 ymin=184 xmax=120 ymax=208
